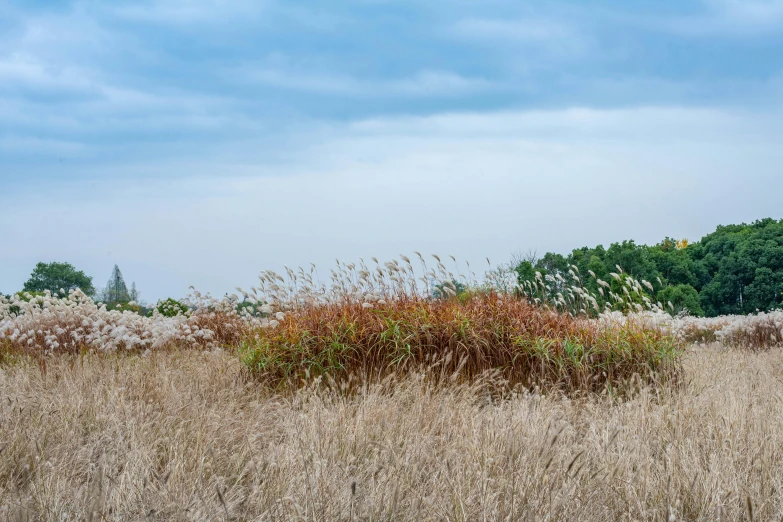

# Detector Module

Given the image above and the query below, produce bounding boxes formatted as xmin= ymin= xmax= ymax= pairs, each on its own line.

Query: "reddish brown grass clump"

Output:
xmin=240 ymin=291 xmax=681 ymax=394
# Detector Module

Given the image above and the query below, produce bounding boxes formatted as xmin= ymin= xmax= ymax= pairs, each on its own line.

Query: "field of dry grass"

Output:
xmin=2 ymin=344 xmax=782 ymax=521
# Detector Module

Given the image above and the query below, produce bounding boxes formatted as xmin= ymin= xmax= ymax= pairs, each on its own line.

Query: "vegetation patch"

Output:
xmin=240 ymin=292 xmax=682 ymax=394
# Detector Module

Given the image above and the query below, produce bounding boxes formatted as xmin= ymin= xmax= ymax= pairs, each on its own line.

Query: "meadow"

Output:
xmin=2 ymin=256 xmax=783 ymax=520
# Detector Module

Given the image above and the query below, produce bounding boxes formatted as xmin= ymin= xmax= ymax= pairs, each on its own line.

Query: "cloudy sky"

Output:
xmin=2 ymin=0 xmax=782 ymax=301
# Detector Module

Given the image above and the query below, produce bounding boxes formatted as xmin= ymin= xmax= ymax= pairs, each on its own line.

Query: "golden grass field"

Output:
xmin=2 ymin=344 xmax=782 ymax=521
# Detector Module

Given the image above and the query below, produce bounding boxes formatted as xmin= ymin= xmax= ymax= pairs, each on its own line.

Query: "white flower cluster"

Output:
xmin=596 ymin=309 xmax=783 ymax=348
xmin=183 ymin=289 xmax=284 ymax=330
xmin=0 ymin=289 xmax=222 ymax=352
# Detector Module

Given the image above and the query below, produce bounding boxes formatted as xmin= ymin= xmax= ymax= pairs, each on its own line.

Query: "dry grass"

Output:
xmin=2 ymin=345 xmax=783 ymax=520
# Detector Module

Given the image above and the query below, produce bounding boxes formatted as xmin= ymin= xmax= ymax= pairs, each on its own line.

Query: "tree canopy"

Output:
xmin=514 ymin=218 xmax=783 ymax=317
xmin=22 ymin=262 xmax=96 ymax=296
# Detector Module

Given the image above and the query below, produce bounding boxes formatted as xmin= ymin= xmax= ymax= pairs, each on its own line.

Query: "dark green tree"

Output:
xmin=511 ymin=218 xmax=783 ymax=317
xmin=22 ymin=262 xmax=95 ymax=296
xmin=690 ymin=219 xmax=783 ymax=315
xmin=514 ymin=252 xmax=568 ymax=290
xmin=648 ymin=238 xmax=698 ymax=288
xmin=657 ymin=284 xmax=704 ymax=316
xmin=100 ymin=265 xmax=130 ymax=305
xmin=514 ymin=260 xmax=537 ymax=286
xmin=433 ymin=279 xmax=468 ymax=299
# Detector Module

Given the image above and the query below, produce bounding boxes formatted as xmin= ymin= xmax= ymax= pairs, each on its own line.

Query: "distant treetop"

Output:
xmin=513 ymin=218 xmax=783 ymax=317
xmin=22 ymin=262 xmax=96 ymax=296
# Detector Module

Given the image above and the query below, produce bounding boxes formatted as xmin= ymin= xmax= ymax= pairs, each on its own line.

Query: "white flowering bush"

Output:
xmin=714 ymin=310 xmax=783 ymax=348
xmin=0 ymin=289 xmax=251 ymax=353
xmin=597 ymin=309 xmax=783 ymax=349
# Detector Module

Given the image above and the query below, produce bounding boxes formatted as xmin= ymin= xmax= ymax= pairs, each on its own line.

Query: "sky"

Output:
xmin=1 ymin=0 xmax=783 ymax=301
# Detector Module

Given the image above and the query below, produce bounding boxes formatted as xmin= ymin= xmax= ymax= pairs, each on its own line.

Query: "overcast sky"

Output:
xmin=2 ymin=0 xmax=782 ymax=301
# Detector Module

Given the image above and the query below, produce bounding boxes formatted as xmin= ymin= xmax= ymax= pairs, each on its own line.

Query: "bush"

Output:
xmin=6 ymin=291 xmax=47 ymax=316
xmin=0 ymin=290 xmax=227 ymax=353
xmin=609 ymin=310 xmax=783 ymax=350
xmin=153 ymin=298 xmax=190 ymax=317
xmin=111 ymin=301 xmax=142 ymax=314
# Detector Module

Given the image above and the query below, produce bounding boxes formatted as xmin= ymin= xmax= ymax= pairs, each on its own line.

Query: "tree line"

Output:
xmin=4 ymin=218 xmax=782 ymax=318
xmin=8 ymin=263 xmax=143 ymax=312
xmin=513 ymin=218 xmax=783 ymax=317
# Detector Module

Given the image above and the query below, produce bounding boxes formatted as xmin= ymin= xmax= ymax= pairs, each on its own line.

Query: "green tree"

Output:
xmin=22 ymin=262 xmax=95 ymax=296
xmin=100 ymin=265 xmax=130 ymax=306
xmin=510 ymin=218 xmax=783 ymax=317
xmin=691 ymin=219 xmax=783 ymax=315
xmin=129 ymin=282 xmax=140 ymax=303
xmin=514 ymin=261 xmax=537 ymax=287
xmin=514 ymin=252 xmax=569 ymax=292
xmin=433 ymin=279 xmax=468 ymax=299
xmin=648 ymin=238 xmax=698 ymax=288
xmin=658 ymin=284 xmax=704 ymax=316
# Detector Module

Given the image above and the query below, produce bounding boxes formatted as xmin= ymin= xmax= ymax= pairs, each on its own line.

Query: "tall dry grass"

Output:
xmin=2 ymin=346 xmax=782 ymax=521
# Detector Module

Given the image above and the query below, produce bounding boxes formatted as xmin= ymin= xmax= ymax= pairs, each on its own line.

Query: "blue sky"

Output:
xmin=2 ymin=0 xmax=783 ymax=301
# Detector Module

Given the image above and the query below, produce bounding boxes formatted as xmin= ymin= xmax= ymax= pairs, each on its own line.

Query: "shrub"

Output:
xmin=712 ymin=310 xmax=783 ymax=349
xmin=111 ymin=301 xmax=142 ymax=314
xmin=606 ymin=310 xmax=783 ymax=350
xmin=154 ymin=298 xmax=190 ymax=318
xmin=0 ymin=290 xmax=243 ymax=353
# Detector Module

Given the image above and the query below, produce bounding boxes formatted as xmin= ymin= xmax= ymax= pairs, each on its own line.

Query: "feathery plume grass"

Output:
xmin=238 ymin=257 xmax=682 ymax=394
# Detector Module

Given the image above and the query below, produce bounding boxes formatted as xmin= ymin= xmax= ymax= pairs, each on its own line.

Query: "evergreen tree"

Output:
xmin=101 ymin=265 xmax=130 ymax=305
xmin=129 ymin=282 xmax=139 ymax=303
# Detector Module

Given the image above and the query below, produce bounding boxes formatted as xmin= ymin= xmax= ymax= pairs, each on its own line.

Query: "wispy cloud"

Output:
xmin=657 ymin=0 xmax=783 ymax=36
xmin=447 ymin=15 xmax=591 ymax=66
xmin=111 ymin=0 xmax=269 ymax=24
xmin=230 ymin=66 xmax=494 ymax=97
xmin=709 ymin=0 xmax=783 ymax=24
xmin=452 ymin=17 xmax=574 ymax=43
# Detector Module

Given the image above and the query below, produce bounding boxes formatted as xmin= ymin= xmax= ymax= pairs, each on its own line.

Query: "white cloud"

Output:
xmin=658 ymin=0 xmax=783 ymax=36
xmin=228 ymin=66 xmax=494 ymax=97
xmin=452 ymin=18 xmax=573 ymax=42
xmin=709 ymin=0 xmax=783 ymax=23
xmin=388 ymin=70 xmax=495 ymax=96
xmin=0 ymin=53 xmax=96 ymax=92
xmin=111 ymin=0 xmax=269 ymax=24
xmin=447 ymin=15 xmax=591 ymax=64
